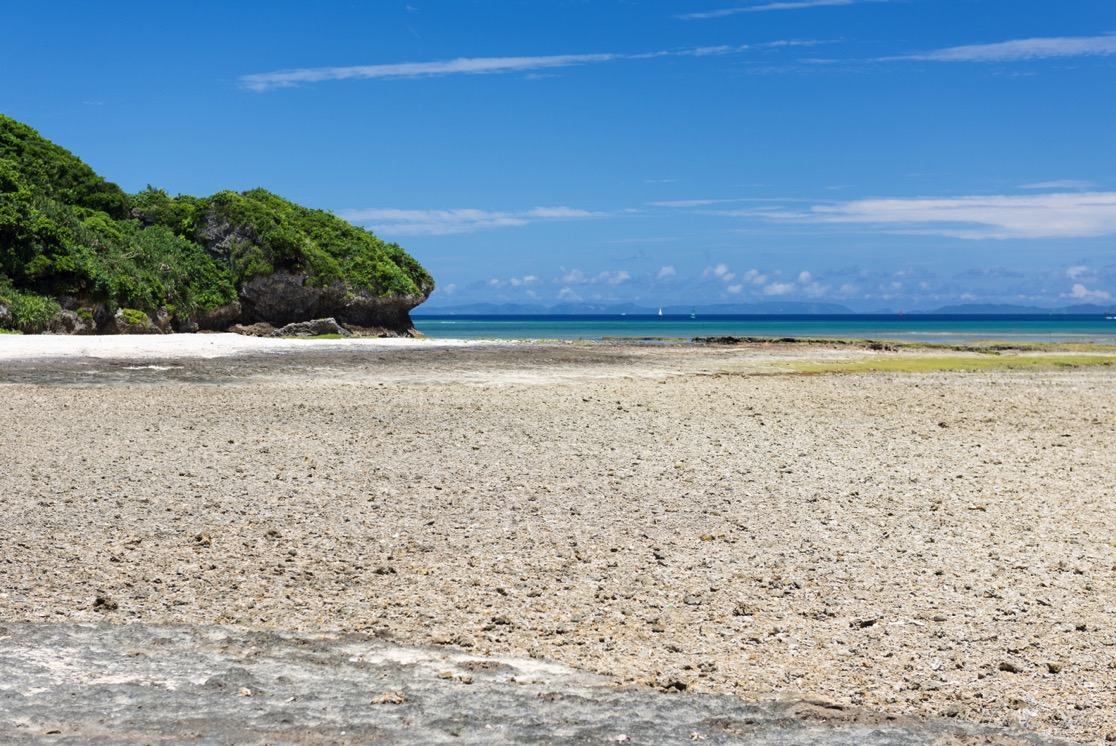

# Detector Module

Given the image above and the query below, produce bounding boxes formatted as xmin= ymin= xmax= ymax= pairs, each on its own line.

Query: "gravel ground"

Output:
xmin=2 ymin=339 xmax=1114 ymax=743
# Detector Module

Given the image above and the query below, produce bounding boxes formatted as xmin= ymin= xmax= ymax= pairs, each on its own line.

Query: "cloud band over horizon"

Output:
xmin=238 ymin=42 xmax=823 ymax=91
xmin=339 ymin=206 xmax=604 ymax=235
xmin=771 ymin=192 xmax=1116 ymax=239
xmin=888 ymin=34 xmax=1116 ymax=62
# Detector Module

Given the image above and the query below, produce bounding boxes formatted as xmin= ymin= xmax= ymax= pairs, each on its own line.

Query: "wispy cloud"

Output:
xmin=772 ymin=192 xmax=1116 ymax=239
xmin=649 ymin=198 xmax=740 ymax=208
xmin=339 ymin=206 xmax=602 ymax=235
xmin=679 ymin=0 xmax=880 ymax=20
xmin=241 ymin=53 xmax=623 ymax=90
xmin=885 ymin=34 xmax=1116 ymax=63
xmin=648 ymin=196 xmax=803 ymax=209
xmin=241 ymin=43 xmax=794 ymax=91
xmin=1022 ymin=179 xmax=1097 ymax=190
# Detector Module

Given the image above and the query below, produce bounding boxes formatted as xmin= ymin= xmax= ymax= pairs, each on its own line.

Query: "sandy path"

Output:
xmin=2 ymin=339 xmax=1114 ymax=742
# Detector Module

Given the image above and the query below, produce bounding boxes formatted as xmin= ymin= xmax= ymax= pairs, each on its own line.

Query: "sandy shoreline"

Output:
xmin=0 ymin=332 xmax=488 ymax=362
xmin=2 ymin=338 xmax=1114 ymax=742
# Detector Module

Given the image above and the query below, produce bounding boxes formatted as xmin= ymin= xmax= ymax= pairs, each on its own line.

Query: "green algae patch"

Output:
xmin=789 ymin=354 xmax=1116 ymax=375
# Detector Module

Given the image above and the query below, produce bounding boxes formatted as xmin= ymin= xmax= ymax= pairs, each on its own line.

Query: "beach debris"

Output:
xmin=92 ymin=594 xmax=118 ymax=612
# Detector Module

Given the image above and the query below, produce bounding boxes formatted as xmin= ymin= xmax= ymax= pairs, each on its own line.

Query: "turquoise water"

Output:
xmin=413 ymin=314 xmax=1116 ymax=344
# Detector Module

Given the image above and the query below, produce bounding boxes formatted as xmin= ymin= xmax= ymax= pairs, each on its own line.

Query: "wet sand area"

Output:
xmin=1 ymin=335 xmax=1114 ymax=742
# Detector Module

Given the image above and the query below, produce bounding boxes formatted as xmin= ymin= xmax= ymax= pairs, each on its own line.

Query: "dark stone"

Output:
xmin=229 ymin=322 xmax=278 ymax=337
xmin=271 ymin=317 xmax=351 ymax=338
xmin=46 ymin=310 xmax=93 ymax=335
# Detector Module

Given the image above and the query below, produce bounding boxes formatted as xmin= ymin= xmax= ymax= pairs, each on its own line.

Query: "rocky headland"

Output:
xmin=0 ymin=115 xmax=433 ymax=336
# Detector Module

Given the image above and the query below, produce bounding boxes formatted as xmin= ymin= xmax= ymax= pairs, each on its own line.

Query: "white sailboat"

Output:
xmin=658 ymin=308 xmax=663 ymax=316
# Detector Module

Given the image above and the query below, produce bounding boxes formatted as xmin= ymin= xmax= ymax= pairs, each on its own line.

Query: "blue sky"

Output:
xmin=2 ymin=1 xmax=1114 ymax=311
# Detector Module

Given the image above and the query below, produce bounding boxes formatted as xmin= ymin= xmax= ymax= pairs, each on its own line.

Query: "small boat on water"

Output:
xmin=690 ymin=307 xmax=696 ymax=320
xmin=658 ymin=308 xmax=663 ymax=316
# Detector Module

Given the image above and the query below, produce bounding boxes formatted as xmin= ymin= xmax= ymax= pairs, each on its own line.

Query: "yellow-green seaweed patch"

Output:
xmin=789 ymin=354 xmax=1116 ymax=375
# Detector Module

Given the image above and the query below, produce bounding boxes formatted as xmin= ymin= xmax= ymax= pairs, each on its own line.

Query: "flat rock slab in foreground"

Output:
xmin=0 ymin=624 xmax=1073 ymax=745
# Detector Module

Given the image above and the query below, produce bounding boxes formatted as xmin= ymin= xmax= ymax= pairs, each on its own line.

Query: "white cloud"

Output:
xmin=240 ymin=43 xmax=797 ymax=91
xmin=595 ymin=270 xmax=631 ymax=285
xmin=704 ymin=263 xmax=736 ymax=282
xmin=763 ymin=282 xmax=795 ymax=296
xmin=1023 ymin=180 xmax=1097 ymax=190
xmin=508 ymin=275 xmax=539 ymax=286
xmin=338 ymin=208 xmax=524 ymax=235
xmin=558 ymin=287 xmax=581 ymax=301
xmin=526 ymin=207 xmax=598 ymax=219
xmin=559 ymin=268 xmax=630 ymax=285
xmin=742 ymin=268 xmax=768 ymax=285
xmin=649 ymin=198 xmax=728 ymax=208
xmin=679 ymin=0 xmax=876 ymax=20
xmin=657 ymin=266 xmax=677 ymax=279
xmin=727 ymin=284 xmax=743 ymax=294
xmin=241 ymin=53 xmax=622 ymax=90
xmin=1062 ymin=283 xmax=1113 ymax=302
xmin=339 ymin=205 xmax=602 ymax=236
xmin=1066 ymin=265 xmax=1091 ymax=280
xmin=787 ymin=270 xmax=828 ymax=296
xmin=837 ymin=283 xmax=859 ymax=296
xmin=648 ymin=196 xmax=799 ymax=209
xmin=785 ymin=192 xmax=1116 ymax=239
xmin=887 ymin=34 xmax=1116 ymax=63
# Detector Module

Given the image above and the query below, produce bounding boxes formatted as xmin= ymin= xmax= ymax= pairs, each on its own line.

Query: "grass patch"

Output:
xmin=791 ymin=354 xmax=1116 ymax=375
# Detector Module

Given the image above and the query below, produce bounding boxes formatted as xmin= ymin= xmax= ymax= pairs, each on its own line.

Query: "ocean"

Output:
xmin=412 ymin=314 xmax=1116 ymax=344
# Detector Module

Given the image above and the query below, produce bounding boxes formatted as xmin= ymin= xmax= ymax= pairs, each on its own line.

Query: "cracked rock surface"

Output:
xmin=0 ymin=623 xmax=1075 ymax=744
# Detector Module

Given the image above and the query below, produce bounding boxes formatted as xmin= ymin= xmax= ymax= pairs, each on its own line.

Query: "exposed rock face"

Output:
xmin=0 ymin=623 xmax=1076 ymax=746
xmin=238 ymin=271 xmax=425 ymax=331
xmin=194 ymin=302 xmax=243 ymax=332
xmin=198 ymin=208 xmax=256 ymax=268
xmin=45 ymin=310 xmax=93 ymax=335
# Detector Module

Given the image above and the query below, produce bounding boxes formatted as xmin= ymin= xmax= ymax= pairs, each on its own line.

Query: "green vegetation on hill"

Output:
xmin=0 ymin=115 xmax=433 ymax=333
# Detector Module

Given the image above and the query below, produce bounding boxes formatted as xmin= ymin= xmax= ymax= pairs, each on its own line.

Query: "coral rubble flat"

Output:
xmin=1 ymin=340 xmax=1113 ymax=743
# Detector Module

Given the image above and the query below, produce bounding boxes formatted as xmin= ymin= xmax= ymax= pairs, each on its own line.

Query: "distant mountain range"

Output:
xmin=415 ymin=301 xmax=1113 ymax=316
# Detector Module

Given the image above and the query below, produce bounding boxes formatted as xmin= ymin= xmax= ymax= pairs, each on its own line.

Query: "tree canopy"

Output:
xmin=0 ymin=114 xmax=432 ymax=332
